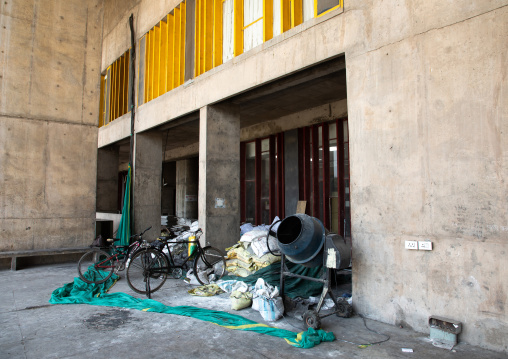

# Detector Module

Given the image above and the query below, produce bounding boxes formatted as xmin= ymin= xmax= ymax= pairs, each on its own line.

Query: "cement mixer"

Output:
xmin=275 ymin=213 xmax=353 ymax=329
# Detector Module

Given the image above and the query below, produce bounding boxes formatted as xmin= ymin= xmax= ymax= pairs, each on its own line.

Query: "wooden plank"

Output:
xmin=296 ymin=201 xmax=306 ymax=214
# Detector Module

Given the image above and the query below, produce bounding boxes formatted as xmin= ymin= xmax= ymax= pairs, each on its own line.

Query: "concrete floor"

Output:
xmin=1 ymin=262 xmax=506 ymax=359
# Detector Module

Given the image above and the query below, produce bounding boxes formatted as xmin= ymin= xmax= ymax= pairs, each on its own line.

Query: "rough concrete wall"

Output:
xmin=0 ymin=0 xmax=103 ymax=251
xmin=347 ymin=1 xmax=508 ymax=353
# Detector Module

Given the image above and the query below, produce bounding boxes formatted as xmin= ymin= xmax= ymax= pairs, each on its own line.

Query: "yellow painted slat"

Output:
xmin=263 ymin=0 xmax=273 ymax=42
xmin=213 ymin=0 xmax=223 ymax=68
xmin=148 ymin=29 xmax=154 ymax=102
xmin=160 ymin=20 xmax=168 ymax=94
xmin=194 ymin=0 xmax=200 ymax=76
xmin=199 ymin=0 xmax=205 ymax=75
xmin=107 ymin=66 xmax=111 ymax=124
xmin=125 ymin=51 xmax=129 ymax=114
xmin=99 ymin=75 xmax=105 ymax=127
xmin=291 ymin=0 xmax=302 ymax=28
xmin=112 ymin=61 xmax=117 ymax=120
xmin=281 ymin=0 xmax=290 ymax=33
xmin=204 ymin=0 xmax=213 ymax=72
xmin=180 ymin=2 xmax=186 ymax=84
xmin=233 ymin=0 xmax=243 ymax=57
xmin=173 ymin=7 xmax=181 ymax=88
xmin=144 ymin=34 xmax=149 ymax=103
xmin=121 ymin=54 xmax=126 ymax=116
xmin=154 ymin=24 xmax=160 ymax=98
xmin=167 ymin=14 xmax=174 ymax=91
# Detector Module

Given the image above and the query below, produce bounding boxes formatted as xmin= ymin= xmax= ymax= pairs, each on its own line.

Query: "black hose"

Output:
xmin=266 ymin=220 xmax=282 ymax=256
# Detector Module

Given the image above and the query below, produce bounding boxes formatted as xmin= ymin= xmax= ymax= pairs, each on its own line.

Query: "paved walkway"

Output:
xmin=1 ymin=262 xmax=506 ymax=359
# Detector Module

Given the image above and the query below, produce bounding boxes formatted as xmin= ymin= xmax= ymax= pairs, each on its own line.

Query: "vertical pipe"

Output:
xmin=269 ymin=135 xmax=276 ymax=221
xmin=129 ymin=14 xmax=137 ymax=231
xmin=255 ymin=138 xmax=262 ymax=224
xmin=311 ymin=124 xmax=319 ymax=219
xmin=240 ymin=142 xmax=246 ymax=222
xmin=322 ymin=124 xmax=330 ymax=229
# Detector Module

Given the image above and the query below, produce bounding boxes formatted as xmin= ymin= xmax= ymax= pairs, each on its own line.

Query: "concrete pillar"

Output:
xmin=161 ymin=162 xmax=176 ymax=215
xmin=133 ymin=131 xmax=162 ymax=241
xmin=96 ymin=146 xmax=119 ymax=212
xmin=176 ymin=158 xmax=199 ymax=219
xmin=198 ymin=105 xmax=240 ymax=250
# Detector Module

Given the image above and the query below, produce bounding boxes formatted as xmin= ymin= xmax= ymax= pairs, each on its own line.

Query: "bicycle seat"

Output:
xmin=107 ymin=238 xmax=121 ymax=243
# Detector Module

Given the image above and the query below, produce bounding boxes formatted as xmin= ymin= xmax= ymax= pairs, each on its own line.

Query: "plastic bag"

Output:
xmin=254 ymin=296 xmax=284 ymax=321
xmin=230 ymin=291 xmax=253 ymax=310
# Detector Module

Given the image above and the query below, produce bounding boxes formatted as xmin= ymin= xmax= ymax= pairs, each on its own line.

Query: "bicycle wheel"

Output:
xmin=77 ymin=249 xmax=115 ymax=284
xmin=193 ymin=246 xmax=227 ymax=285
xmin=126 ymin=248 xmax=168 ymax=295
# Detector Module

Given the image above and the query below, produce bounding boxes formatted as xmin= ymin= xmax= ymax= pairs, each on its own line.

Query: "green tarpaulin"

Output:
xmin=49 ymin=271 xmax=334 ymax=349
xmin=222 ymin=261 xmax=325 ymax=299
xmin=117 ymin=164 xmax=131 ymax=246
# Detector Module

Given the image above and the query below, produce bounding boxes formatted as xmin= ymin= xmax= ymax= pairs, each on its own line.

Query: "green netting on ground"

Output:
xmin=222 ymin=261 xmax=324 ymax=299
xmin=49 ymin=271 xmax=334 ymax=349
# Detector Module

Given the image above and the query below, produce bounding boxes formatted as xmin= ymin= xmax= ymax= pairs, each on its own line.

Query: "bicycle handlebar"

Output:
xmin=129 ymin=226 xmax=152 ymax=240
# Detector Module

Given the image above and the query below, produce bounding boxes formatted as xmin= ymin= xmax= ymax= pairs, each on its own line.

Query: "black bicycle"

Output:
xmin=77 ymin=226 xmax=152 ymax=284
xmin=126 ymin=229 xmax=226 ymax=297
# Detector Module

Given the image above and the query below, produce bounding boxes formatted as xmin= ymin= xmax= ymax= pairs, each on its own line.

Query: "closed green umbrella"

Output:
xmin=117 ymin=164 xmax=131 ymax=246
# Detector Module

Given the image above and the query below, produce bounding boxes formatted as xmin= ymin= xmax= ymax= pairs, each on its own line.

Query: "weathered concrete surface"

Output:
xmin=133 ymin=131 xmax=162 ymax=241
xmin=176 ymin=158 xmax=199 ymax=219
xmin=96 ymin=146 xmax=119 ymax=212
xmin=101 ymin=0 xmax=182 ymax=72
xmin=198 ymin=105 xmax=240 ymax=250
xmin=0 ymin=117 xmax=98 ymax=251
xmin=0 ymin=0 xmax=103 ymax=252
xmin=96 ymin=0 xmax=508 ymax=353
xmin=348 ymin=4 xmax=508 ymax=353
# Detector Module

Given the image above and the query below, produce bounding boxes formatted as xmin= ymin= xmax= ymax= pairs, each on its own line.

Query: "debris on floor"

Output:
xmin=188 ymin=284 xmax=225 ymax=297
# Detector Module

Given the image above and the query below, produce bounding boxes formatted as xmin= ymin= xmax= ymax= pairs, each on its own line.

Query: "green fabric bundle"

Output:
xmin=222 ymin=261 xmax=325 ymax=299
xmin=49 ymin=271 xmax=334 ymax=349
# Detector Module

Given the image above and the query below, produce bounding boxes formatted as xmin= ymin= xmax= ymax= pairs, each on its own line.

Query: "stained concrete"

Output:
xmin=0 ymin=0 xmax=103 ymax=252
xmin=1 ymin=262 xmax=507 ymax=359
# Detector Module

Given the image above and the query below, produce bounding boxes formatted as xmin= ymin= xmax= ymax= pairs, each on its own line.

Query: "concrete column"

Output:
xmin=198 ymin=105 xmax=240 ymax=250
xmin=176 ymin=158 xmax=199 ymax=219
xmin=96 ymin=146 xmax=119 ymax=212
xmin=133 ymin=131 xmax=162 ymax=241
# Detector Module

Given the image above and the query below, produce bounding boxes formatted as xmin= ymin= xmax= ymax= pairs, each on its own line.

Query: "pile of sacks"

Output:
xmin=225 ymin=232 xmax=280 ymax=277
xmin=217 ymin=278 xmax=284 ymax=321
xmin=226 ymin=217 xmax=281 ymax=277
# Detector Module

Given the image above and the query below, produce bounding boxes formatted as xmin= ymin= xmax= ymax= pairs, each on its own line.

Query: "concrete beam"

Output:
xmin=198 ymin=105 xmax=240 ymax=250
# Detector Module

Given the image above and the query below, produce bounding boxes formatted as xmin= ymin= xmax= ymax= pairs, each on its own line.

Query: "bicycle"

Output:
xmin=126 ymin=229 xmax=227 ymax=297
xmin=77 ymin=226 xmax=152 ymax=284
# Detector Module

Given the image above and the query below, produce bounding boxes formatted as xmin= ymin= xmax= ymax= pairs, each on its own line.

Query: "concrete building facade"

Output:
xmin=1 ymin=0 xmax=507 ymax=353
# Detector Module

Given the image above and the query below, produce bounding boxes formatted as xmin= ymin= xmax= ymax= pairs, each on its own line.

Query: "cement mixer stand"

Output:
xmin=279 ymin=252 xmax=353 ymax=330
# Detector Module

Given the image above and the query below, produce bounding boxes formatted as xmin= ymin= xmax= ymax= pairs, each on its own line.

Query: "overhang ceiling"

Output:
xmin=129 ymin=56 xmax=347 ymax=160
